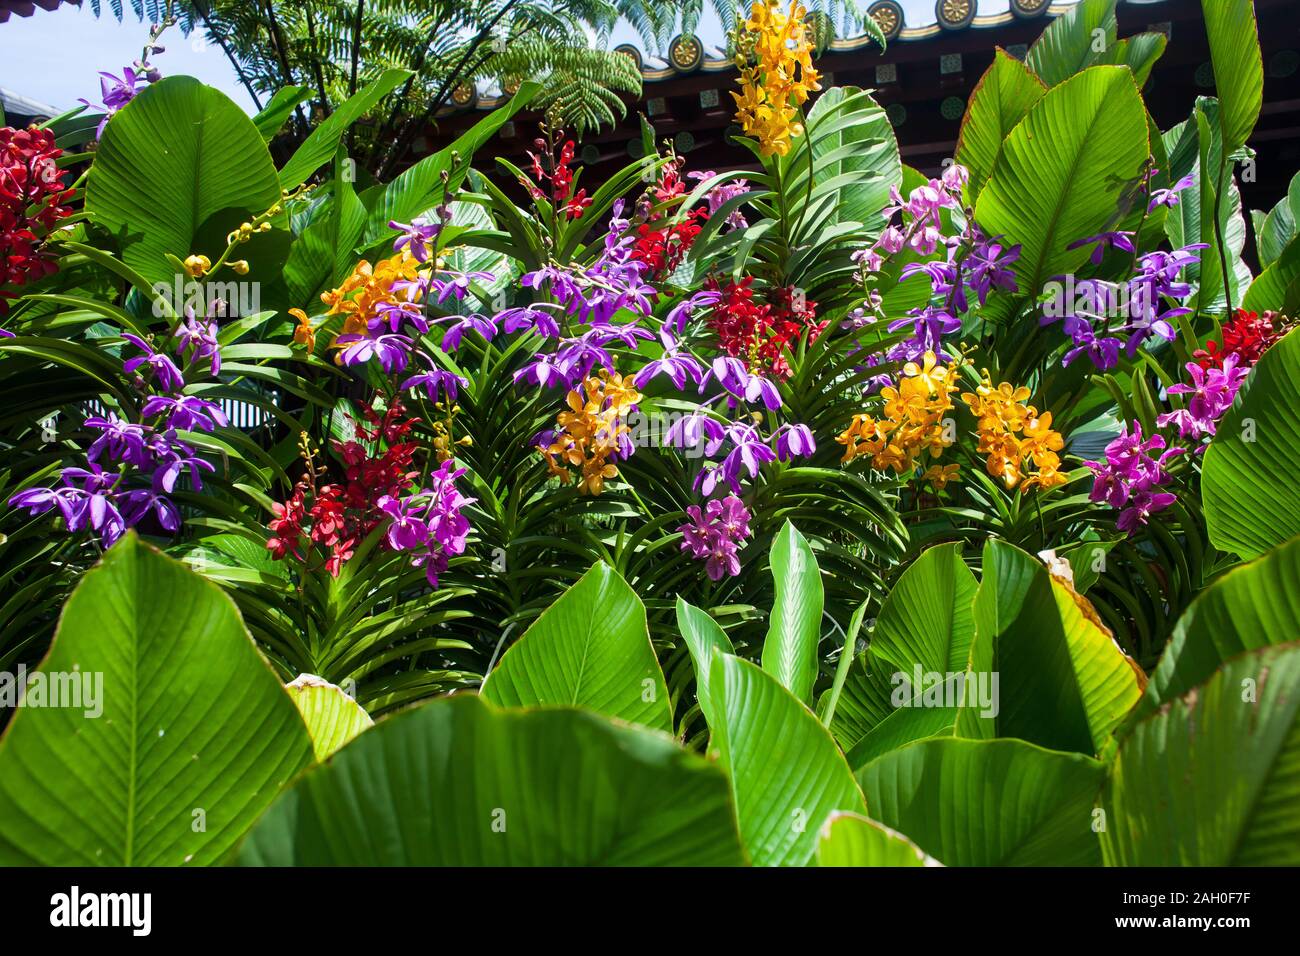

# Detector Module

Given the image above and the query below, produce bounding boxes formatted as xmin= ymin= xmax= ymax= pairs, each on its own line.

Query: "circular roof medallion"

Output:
xmin=868 ymin=1 xmax=904 ymax=42
xmin=940 ymin=96 xmax=966 ymax=121
xmin=674 ymin=131 xmax=696 ymax=153
xmin=613 ymin=43 xmax=643 ymax=73
xmin=886 ymin=103 xmax=907 ymax=127
xmin=668 ymin=34 xmax=704 ymax=73
xmin=1194 ymin=61 xmax=1215 ymax=88
xmin=1010 ymin=0 xmax=1050 ymax=19
xmin=807 ymin=10 xmax=835 ymax=50
xmin=451 ymin=82 xmax=477 ymax=108
xmin=501 ymin=75 xmax=522 ymax=96
xmin=935 ymin=0 xmax=975 ymax=31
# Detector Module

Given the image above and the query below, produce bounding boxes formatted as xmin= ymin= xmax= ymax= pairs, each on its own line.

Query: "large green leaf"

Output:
xmin=1255 ymin=171 xmax=1300 ymax=267
xmin=857 ymin=737 xmax=1106 ymax=866
xmin=1200 ymin=0 xmax=1263 ymax=157
xmin=975 ymin=66 xmax=1149 ymax=301
xmin=0 ymin=534 xmax=313 ymax=866
xmin=826 ymin=544 xmax=976 ymax=765
xmin=1101 ymin=643 xmax=1300 ymax=865
xmin=283 ymin=148 xmax=371 ymax=305
xmin=675 ymin=596 xmax=734 ymax=732
xmin=1144 ymin=535 xmax=1300 ymax=712
xmin=236 ymin=695 xmax=745 ymax=866
xmin=1190 ymin=105 xmax=1251 ymax=312
xmin=957 ymin=540 xmax=1144 ymax=758
xmin=360 ymin=82 xmax=540 ymax=253
xmin=252 ymin=86 xmax=311 ymax=142
xmin=1095 ymin=32 xmax=1167 ymax=90
xmin=480 ymin=562 xmax=672 ymax=732
xmin=1202 ymin=328 xmax=1300 ymax=558
xmin=760 ymin=520 xmax=824 ymax=706
xmin=86 ymin=76 xmax=285 ymax=288
xmin=1241 ymin=235 xmax=1300 ymax=314
xmin=1025 ymin=0 xmax=1118 ymax=87
xmin=815 ymin=812 xmax=938 ymax=867
xmin=711 ymin=653 xmax=865 ymax=866
xmin=955 ymin=49 xmax=1046 ymax=205
xmin=804 ymin=86 xmax=900 ymax=234
xmin=278 ymin=69 xmax=412 ymax=191
xmin=285 ymin=673 xmax=374 ymax=761
xmin=872 ymin=542 xmax=976 ymax=675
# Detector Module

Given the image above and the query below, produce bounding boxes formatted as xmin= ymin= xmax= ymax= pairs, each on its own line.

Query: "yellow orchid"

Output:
xmin=538 ymin=369 xmax=643 ymax=496
xmin=733 ymin=1 xmax=820 ymax=157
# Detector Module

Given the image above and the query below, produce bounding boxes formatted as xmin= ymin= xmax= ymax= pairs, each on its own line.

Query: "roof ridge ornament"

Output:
xmin=868 ymin=1 xmax=905 ymax=42
xmin=936 ymin=0 xmax=977 ymax=32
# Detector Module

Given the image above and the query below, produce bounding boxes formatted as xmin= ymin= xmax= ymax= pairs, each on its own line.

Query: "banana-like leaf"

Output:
xmin=1200 ymin=0 xmax=1263 ymax=157
xmin=1143 ymin=535 xmax=1300 ymax=713
xmin=1095 ymin=32 xmax=1167 ymax=90
xmin=1025 ymin=0 xmax=1117 ymax=86
xmin=955 ymin=49 xmax=1045 ymax=205
xmin=252 ymin=86 xmax=311 ymax=142
xmin=675 ymin=596 xmax=734 ymax=733
xmin=236 ymin=695 xmax=745 ymax=866
xmin=285 ymin=673 xmax=374 ymax=761
xmin=1241 ymin=235 xmax=1300 ymax=314
xmin=278 ymin=69 xmax=412 ymax=190
xmin=826 ymin=543 xmax=976 ymax=764
xmin=804 ymin=86 xmax=899 ymax=235
xmin=857 ymin=737 xmax=1106 ymax=866
xmin=815 ymin=811 xmax=938 ymax=867
xmin=1202 ymin=328 xmax=1300 ymax=558
xmin=1255 ymin=171 xmax=1300 ymax=267
xmin=975 ymin=66 xmax=1149 ymax=303
xmin=710 ymin=652 xmax=865 ymax=867
xmin=1101 ymin=642 xmax=1300 ymax=865
xmin=481 ymin=562 xmax=673 ymax=732
xmin=760 ymin=520 xmax=823 ymax=706
xmin=0 ymin=533 xmax=313 ymax=865
xmin=957 ymin=540 xmax=1144 ymax=758
xmin=86 ymin=76 xmax=287 ymax=288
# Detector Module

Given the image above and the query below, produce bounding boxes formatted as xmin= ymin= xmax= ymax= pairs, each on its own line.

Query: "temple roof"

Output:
xmin=0 ymin=0 xmax=73 ymax=24
xmin=442 ymin=0 xmax=1175 ymax=113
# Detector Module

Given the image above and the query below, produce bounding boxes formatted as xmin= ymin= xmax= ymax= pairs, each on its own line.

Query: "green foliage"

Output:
xmin=481 ymin=561 xmax=673 ymax=732
xmin=0 ymin=534 xmax=313 ymax=865
xmin=858 ymin=737 xmax=1106 ymax=866
xmin=1101 ymin=642 xmax=1300 ymax=866
xmin=975 ymin=66 xmax=1149 ymax=308
xmin=86 ymin=76 xmax=287 ymax=288
xmin=6 ymin=0 xmax=1300 ymax=870
xmin=237 ymin=693 xmax=746 ymax=866
xmin=1202 ymin=328 xmax=1300 ymax=558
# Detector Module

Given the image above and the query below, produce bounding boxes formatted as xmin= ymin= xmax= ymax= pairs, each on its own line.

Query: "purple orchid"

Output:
xmin=141 ymin=394 xmax=228 ymax=433
xmin=336 ymin=331 xmax=414 ymax=374
xmin=436 ymin=312 xmax=498 ymax=352
xmin=1068 ymin=231 xmax=1136 ymax=265
xmin=173 ymin=306 xmax=221 ymax=377
xmin=633 ymin=326 xmax=706 ymax=391
xmin=1148 ymin=173 xmax=1196 ymax=211
xmin=389 ymin=214 xmax=444 ymax=262
xmin=122 ymin=334 xmax=184 ymax=393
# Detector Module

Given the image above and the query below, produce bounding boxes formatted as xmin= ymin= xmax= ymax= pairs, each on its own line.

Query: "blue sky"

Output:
xmin=0 ymin=3 xmax=259 ymax=114
xmin=0 ymin=1 xmax=1023 ymax=116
